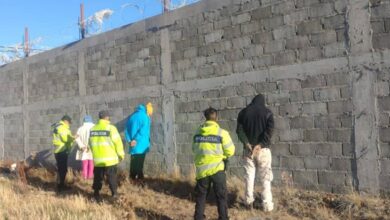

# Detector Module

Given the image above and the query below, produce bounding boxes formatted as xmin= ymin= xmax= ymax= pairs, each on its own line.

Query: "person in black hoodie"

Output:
xmin=236 ymin=94 xmax=274 ymax=212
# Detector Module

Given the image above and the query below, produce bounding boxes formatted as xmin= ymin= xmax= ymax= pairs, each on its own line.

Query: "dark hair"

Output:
xmin=204 ymin=107 xmax=218 ymax=121
xmin=98 ymin=110 xmax=110 ymax=119
xmin=61 ymin=115 xmax=72 ymax=123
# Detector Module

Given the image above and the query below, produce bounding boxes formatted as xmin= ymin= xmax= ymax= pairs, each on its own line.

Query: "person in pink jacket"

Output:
xmin=75 ymin=115 xmax=95 ymax=179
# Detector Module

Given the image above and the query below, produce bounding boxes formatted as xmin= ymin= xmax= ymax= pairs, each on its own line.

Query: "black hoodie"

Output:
xmin=236 ymin=94 xmax=274 ymax=147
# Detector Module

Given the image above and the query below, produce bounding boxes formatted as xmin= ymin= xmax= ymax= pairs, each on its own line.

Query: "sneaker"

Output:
xmin=263 ymin=202 xmax=274 ymax=212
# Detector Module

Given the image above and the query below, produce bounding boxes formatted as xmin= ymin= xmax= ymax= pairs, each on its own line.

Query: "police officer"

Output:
xmin=89 ymin=110 xmax=125 ymax=201
xmin=52 ymin=115 xmax=75 ymax=191
xmin=193 ymin=107 xmax=235 ymax=220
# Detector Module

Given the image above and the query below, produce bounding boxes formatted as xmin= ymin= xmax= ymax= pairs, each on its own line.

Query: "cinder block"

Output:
xmin=302 ymin=103 xmax=327 ymax=115
xmin=236 ymin=84 xmax=256 ymax=96
xmin=293 ymin=170 xmax=318 ymax=185
xmin=376 ymin=82 xmax=390 ymax=97
xmin=379 ymin=113 xmax=390 ymax=127
xmin=232 ymin=13 xmax=251 ymax=25
xmin=261 ymin=16 xmax=284 ymax=30
xmin=290 ymin=143 xmax=316 ymax=156
xmin=284 ymin=9 xmax=309 ymax=25
xmin=232 ymin=36 xmax=252 ymax=49
xmin=380 ymin=128 xmax=390 ymax=142
xmin=335 ymin=0 xmax=347 ymax=13
xmin=274 ymin=51 xmax=297 ymax=65
xmin=220 ymin=86 xmax=237 ymax=97
xmin=223 ymin=26 xmax=241 ymax=40
xmin=298 ymin=47 xmax=323 ymax=61
xmin=272 ymin=1 xmax=295 ymax=15
xmin=214 ymin=18 xmax=232 ymax=30
xmin=296 ymin=0 xmax=320 ymax=8
xmin=225 ymin=50 xmax=244 ymax=62
xmin=280 ymin=156 xmax=305 ymax=169
xmin=304 ymin=157 xmax=330 ymax=170
xmin=311 ymin=31 xmax=337 ymax=46
xmin=379 ymin=175 xmax=390 ymax=191
xmin=297 ymin=20 xmax=323 ymax=35
xmin=256 ymin=82 xmax=278 ymax=93
xmin=241 ymin=21 xmax=261 ymax=34
xmin=372 ymin=21 xmax=386 ymax=34
xmin=328 ymin=129 xmax=352 ymax=143
xmin=290 ymin=116 xmax=314 ymax=129
xmin=290 ymin=89 xmax=314 ymax=102
xmin=304 ymin=129 xmax=328 ymax=142
xmin=325 ymin=72 xmax=349 ymax=86
xmin=253 ymin=32 xmax=274 ymax=44
xmin=275 ymin=117 xmax=290 ymax=130
xmin=318 ymin=171 xmax=346 ymax=186
xmin=286 ymin=36 xmax=309 ymax=49
xmin=252 ymin=55 xmax=274 ymax=68
xmin=322 ymin=14 xmax=345 ymax=30
xmin=313 ymin=87 xmax=340 ymax=101
xmin=301 ymin=75 xmax=326 ymax=88
xmin=316 ymin=143 xmax=343 ymax=156
xmin=324 ymin=42 xmax=347 ymax=57
xmin=280 ymin=103 xmax=301 ymax=116
xmin=205 ymin=30 xmax=224 ymax=44
xmin=243 ymin=45 xmax=264 ymax=58
xmin=331 ymin=158 xmax=352 ymax=172
xmin=271 ymin=143 xmax=291 ymax=157
xmin=314 ymin=116 xmax=341 ymax=128
xmin=233 ymin=60 xmax=253 ymax=73
xmin=264 ymin=40 xmax=285 ymax=53
xmin=273 ymin=26 xmax=296 ymax=40
xmin=279 ymin=129 xmax=303 ymax=142
xmin=379 ymin=96 xmax=390 ymax=111
xmin=250 ymin=6 xmax=272 ymax=20
xmin=328 ymin=100 xmax=352 ymax=113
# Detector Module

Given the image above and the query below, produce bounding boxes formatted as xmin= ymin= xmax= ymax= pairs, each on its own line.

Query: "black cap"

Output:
xmin=98 ymin=110 xmax=110 ymax=119
xmin=61 ymin=115 xmax=72 ymax=123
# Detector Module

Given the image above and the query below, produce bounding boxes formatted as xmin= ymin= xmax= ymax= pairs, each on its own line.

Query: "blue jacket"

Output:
xmin=125 ymin=104 xmax=151 ymax=155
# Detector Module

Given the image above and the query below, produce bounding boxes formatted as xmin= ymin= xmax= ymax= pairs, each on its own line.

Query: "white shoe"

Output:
xmin=263 ymin=202 xmax=274 ymax=212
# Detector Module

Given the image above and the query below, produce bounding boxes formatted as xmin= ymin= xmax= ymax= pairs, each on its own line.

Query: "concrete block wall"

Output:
xmin=0 ymin=0 xmax=389 ymax=194
xmin=371 ymin=0 xmax=390 ymax=49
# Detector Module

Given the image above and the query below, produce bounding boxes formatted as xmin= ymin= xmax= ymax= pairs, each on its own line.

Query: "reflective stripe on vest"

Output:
xmin=94 ymin=157 xmax=119 ymax=163
xmin=196 ymin=161 xmax=223 ymax=175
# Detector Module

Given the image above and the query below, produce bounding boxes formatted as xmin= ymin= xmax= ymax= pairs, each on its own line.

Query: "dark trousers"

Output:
xmin=194 ymin=171 xmax=228 ymax=220
xmin=130 ymin=154 xmax=146 ymax=180
xmin=54 ymin=151 xmax=68 ymax=188
xmin=93 ymin=165 xmax=118 ymax=196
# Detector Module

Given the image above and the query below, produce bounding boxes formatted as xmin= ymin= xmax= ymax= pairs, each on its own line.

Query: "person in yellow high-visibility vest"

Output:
xmin=52 ymin=115 xmax=75 ymax=191
xmin=192 ymin=107 xmax=235 ymax=220
xmin=89 ymin=110 xmax=124 ymax=201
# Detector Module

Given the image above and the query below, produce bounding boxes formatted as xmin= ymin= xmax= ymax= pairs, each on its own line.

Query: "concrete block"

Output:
xmin=314 ymin=115 xmax=341 ymax=128
xmin=264 ymin=40 xmax=285 ymax=53
xmin=232 ymin=13 xmax=251 ymax=25
xmin=272 ymin=143 xmax=291 ymax=156
xmin=256 ymin=82 xmax=277 ymax=93
xmin=280 ymin=103 xmax=301 ymax=116
xmin=290 ymin=116 xmax=314 ymax=129
xmin=273 ymin=26 xmax=296 ymax=40
xmin=310 ymin=3 xmax=335 ymax=17
xmin=313 ymin=87 xmax=340 ymax=101
xmin=272 ymin=1 xmax=295 ymax=15
xmin=279 ymin=129 xmax=303 ymax=142
xmin=205 ymin=30 xmax=224 ymax=44
xmin=380 ymin=128 xmax=390 ymax=142
xmin=232 ymin=36 xmax=252 ymax=49
xmin=252 ymin=55 xmax=274 ymax=68
xmin=223 ymin=26 xmax=241 ymax=40
xmin=324 ymin=42 xmax=347 ymax=57
xmin=280 ymin=157 xmax=305 ymax=169
xmin=316 ymin=143 xmax=343 ymax=156
xmin=379 ymin=96 xmax=390 ymax=111
xmin=304 ymin=129 xmax=328 ymax=142
xmin=311 ymin=31 xmax=337 ymax=46
xmin=372 ymin=21 xmax=386 ymax=34
xmin=261 ymin=16 xmax=284 ymax=31
xmin=331 ymin=158 xmax=352 ymax=172
xmin=274 ymin=51 xmax=297 ymax=65
xmin=386 ymin=18 xmax=390 ymax=32
xmin=214 ymin=18 xmax=232 ymax=30
xmin=372 ymin=33 xmax=390 ymax=49
xmin=250 ymin=6 xmax=272 ymax=20
xmin=334 ymin=0 xmax=347 ymax=13
xmin=220 ymin=86 xmax=237 ymax=97
xmin=227 ymin=97 xmax=247 ymax=108
xmin=243 ymin=45 xmax=263 ymax=58
xmin=286 ymin=36 xmax=310 ymax=49
xmin=241 ymin=21 xmax=261 ymax=34
xmin=290 ymin=89 xmax=314 ymax=102
xmin=328 ymin=100 xmax=352 ymax=113
xmin=328 ymin=129 xmax=352 ymax=143
xmin=253 ymin=32 xmax=274 ymax=44
xmin=379 ymin=175 xmax=390 ymax=191
xmin=290 ymin=143 xmax=316 ymax=156
xmin=296 ymin=0 xmax=320 ymax=8
xmin=302 ymin=103 xmax=327 ymax=115
xmin=304 ymin=157 xmax=330 ymax=170
xmin=298 ymin=47 xmax=323 ymax=61
xmin=278 ymin=79 xmax=301 ymax=91
xmin=318 ymin=171 xmax=346 ymax=186
xmin=301 ymin=75 xmax=326 ymax=88
xmin=342 ymin=143 xmax=354 ymax=157
xmin=275 ymin=117 xmax=290 ymax=130
xmin=322 ymin=14 xmax=345 ymax=30
xmin=376 ymin=82 xmax=390 ymax=97
xmin=293 ymin=170 xmax=318 ymax=185
xmin=268 ymin=92 xmax=290 ymax=104
xmin=297 ymin=20 xmax=323 ymax=35
xmin=236 ymin=84 xmax=256 ymax=96
xmin=325 ymin=72 xmax=349 ymax=86
xmin=284 ymin=8 xmax=309 ymax=25
xmin=379 ymin=113 xmax=390 ymax=127
xmin=233 ymin=60 xmax=253 ymax=73
xmin=225 ymin=50 xmax=244 ymax=62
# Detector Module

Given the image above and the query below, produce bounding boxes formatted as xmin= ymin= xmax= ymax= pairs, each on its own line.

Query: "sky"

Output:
xmin=0 ymin=0 xmax=198 ymax=52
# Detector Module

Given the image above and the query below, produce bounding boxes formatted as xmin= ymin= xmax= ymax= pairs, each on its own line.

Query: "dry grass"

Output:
xmin=0 ymin=166 xmax=389 ymax=220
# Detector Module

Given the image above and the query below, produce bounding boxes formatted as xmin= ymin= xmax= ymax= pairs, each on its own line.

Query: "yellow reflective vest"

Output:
xmin=192 ymin=120 xmax=235 ymax=180
xmin=52 ymin=120 xmax=74 ymax=154
xmin=89 ymin=119 xmax=125 ymax=167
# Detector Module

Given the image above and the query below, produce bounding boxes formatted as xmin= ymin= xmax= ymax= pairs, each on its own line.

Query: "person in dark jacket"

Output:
xmin=236 ymin=94 xmax=274 ymax=212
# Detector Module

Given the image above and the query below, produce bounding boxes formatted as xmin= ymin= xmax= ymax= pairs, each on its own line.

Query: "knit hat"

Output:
xmin=146 ymin=102 xmax=153 ymax=116
xmin=84 ymin=115 xmax=93 ymax=123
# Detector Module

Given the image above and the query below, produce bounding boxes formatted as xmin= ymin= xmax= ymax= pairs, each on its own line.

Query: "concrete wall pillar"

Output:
xmin=22 ymin=59 xmax=30 ymax=159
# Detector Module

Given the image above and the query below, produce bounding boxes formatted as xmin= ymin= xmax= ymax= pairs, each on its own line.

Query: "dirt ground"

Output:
xmin=1 ymin=163 xmax=390 ymax=220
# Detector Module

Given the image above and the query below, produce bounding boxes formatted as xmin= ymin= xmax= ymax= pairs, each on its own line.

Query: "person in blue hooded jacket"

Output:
xmin=125 ymin=102 xmax=153 ymax=181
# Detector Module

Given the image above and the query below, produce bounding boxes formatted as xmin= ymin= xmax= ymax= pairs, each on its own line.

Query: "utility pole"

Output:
xmin=24 ymin=27 xmax=29 ymax=57
xmin=79 ymin=3 xmax=86 ymax=39
xmin=163 ymin=0 xmax=170 ymax=13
